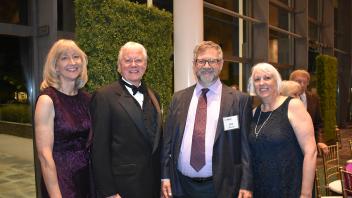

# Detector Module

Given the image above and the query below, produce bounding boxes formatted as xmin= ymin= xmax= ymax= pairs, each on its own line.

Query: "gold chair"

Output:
xmin=349 ymin=140 xmax=352 ymax=156
xmin=336 ymin=127 xmax=342 ymax=149
xmin=316 ymin=168 xmax=343 ymax=198
xmin=322 ymin=142 xmax=343 ymax=195
xmin=340 ymin=167 xmax=352 ymax=198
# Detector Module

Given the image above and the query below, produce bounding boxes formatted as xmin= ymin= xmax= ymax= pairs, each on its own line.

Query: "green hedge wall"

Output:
xmin=75 ymin=0 xmax=173 ymax=112
xmin=316 ymin=54 xmax=338 ymax=143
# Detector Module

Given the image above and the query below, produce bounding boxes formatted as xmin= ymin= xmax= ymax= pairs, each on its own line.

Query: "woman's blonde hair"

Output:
xmin=280 ymin=80 xmax=301 ymax=97
xmin=40 ymin=39 xmax=88 ymax=90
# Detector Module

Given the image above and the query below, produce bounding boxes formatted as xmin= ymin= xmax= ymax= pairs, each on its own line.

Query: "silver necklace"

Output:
xmin=254 ymin=109 xmax=273 ymax=138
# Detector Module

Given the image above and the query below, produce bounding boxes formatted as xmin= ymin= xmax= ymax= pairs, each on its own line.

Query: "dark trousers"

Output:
xmin=176 ymin=172 xmax=216 ymax=198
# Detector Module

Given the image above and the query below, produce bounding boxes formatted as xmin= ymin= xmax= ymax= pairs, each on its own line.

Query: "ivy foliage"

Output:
xmin=316 ymin=54 xmax=338 ymax=143
xmin=75 ymin=0 xmax=173 ymax=111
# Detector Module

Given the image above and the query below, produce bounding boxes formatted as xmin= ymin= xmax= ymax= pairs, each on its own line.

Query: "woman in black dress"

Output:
xmin=248 ymin=63 xmax=317 ymax=198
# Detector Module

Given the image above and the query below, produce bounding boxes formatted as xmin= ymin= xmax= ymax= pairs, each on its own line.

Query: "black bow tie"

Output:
xmin=121 ymin=80 xmax=145 ymax=95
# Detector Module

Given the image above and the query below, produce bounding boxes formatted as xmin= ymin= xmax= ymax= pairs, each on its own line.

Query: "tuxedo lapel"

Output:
xmin=152 ymin=110 xmax=162 ymax=153
xmin=113 ymin=82 xmax=148 ymax=140
xmin=147 ymin=88 xmax=162 ymax=153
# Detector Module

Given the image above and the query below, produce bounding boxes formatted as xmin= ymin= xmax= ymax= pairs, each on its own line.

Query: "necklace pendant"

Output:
xmin=254 ymin=110 xmax=273 ymax=139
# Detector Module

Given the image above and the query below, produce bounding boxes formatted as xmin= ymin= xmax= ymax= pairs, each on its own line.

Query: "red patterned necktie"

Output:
xmin=190 ymin=88 xmax=209 ymax=171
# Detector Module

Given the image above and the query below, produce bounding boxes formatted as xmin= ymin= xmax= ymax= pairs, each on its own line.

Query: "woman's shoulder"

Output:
xmin=38 ymin=87 xmax=58 ymax=102
xmin=288 ymin=97 xmax=303 ymax=108
xmin=36 ymin=94 xmax=54 ymax=109
xmin=40 ymin=86 xmax=56 ymax=95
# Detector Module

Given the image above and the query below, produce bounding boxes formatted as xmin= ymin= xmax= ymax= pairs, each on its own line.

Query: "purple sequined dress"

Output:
xmin=39 ymin=87 xmax=92 ymax=198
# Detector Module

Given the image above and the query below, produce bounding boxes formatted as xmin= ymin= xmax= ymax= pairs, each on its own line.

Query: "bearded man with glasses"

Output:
xmin=161 ymin=41 xmax=253 ymax=198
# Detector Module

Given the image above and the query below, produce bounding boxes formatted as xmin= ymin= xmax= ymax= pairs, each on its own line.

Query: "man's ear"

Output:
xmin=117 ymin=64 xmax=121 ymax=73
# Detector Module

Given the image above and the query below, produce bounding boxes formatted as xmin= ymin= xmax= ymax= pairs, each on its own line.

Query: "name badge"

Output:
xmin=223 ymin=115 xmax=239 ymax=131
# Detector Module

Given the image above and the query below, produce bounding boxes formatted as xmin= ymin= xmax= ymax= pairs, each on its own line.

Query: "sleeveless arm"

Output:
xmin=35 ymin=95 xmax=62 ymax=198
xmin=288 ymin=98 xmax=317 ymax=197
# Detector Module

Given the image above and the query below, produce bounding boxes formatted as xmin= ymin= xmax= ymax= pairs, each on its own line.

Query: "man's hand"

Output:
xmin=161 ymin=180 xmax=172 ymax=198
xmin=238 ymin=189 xmax=252 ymax=198
xmin=317 ymin=142 xmax=329 ymax=154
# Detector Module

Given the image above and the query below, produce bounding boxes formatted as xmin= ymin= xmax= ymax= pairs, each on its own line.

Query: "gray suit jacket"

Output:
xmin=161 ymin=84 xmax=253 ymax=198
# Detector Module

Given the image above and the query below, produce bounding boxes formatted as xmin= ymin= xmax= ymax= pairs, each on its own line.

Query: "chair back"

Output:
xmin=349 ymin=140 xmax=352 ymax=156
xmin=316 ymin=168 xmax=323 ymax=198
xmin=340 ymin=167 xmax=352 ymax=198
xmin=322 ymin=142 xmax=341 ymax=194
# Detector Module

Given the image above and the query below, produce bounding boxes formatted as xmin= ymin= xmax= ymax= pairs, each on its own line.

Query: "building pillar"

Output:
xmin=173 ymin=0 xmax=203 ymax=91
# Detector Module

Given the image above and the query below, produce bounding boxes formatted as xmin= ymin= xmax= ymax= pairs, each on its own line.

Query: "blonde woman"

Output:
xmin=35 ymin=39 xmax=93 ymax=198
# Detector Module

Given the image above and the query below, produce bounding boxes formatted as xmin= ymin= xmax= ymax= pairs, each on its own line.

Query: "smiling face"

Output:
xmin=56 ymin=48 xmax=83 ymax=84
xmin=252 ymin=70 xmax=278 ymax=99
xmin=118 ymin=47 xmax=147 ymax=86
xmin=193 ymin=48 xmax=223 ymax=87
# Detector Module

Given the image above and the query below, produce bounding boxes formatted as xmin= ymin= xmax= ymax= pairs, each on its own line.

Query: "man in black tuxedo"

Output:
xmin=290 ymin=69 xmax=328 ymax=154
xmin=161 ymin=41 xmax=253 ymax=198
xmin=90 ymin=41 xmax=162 ymax=198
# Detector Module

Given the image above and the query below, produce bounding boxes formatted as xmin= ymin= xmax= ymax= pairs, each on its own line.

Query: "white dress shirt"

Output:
xmin=177 ymin=79 xmax=222 ymax=178
xmin=300 ymin=92 xmax=307 ymax=109
xmin=122 ymin=77 xmax=144 ymax=108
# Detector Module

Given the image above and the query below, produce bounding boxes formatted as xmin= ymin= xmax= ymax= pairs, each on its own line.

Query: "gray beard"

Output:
xmin=196 ymin=68 xmax=218 ymax=87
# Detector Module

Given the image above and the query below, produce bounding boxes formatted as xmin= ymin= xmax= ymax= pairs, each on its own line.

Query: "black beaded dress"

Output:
xmin=249 ymin=97 xmax=303 ymax=198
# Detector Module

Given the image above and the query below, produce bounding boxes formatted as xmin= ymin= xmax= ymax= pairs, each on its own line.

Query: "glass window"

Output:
xmin=205 ymin=0 xmax=249 ymax=15
xmin=220 ymin=61 xmax=240 ymax=87
xmin=308 ymin=0 xmax=318 ymax=19
xmin=204 ymin=4 xmax=249 ymax=90
xmin=309 ymin=22 xmax=319 ymax=41
xmin=0 ymin=36 xmax=32 ymax=124
xmin=277 ymin=0 xmax=289 ymax=5
xmin=269 ymin=30 xmax=292 ymax=65
xmin=0 ymin=0 xmax=27 ymax=25
xmin=269 ymin=4 xmax=289 ymax=30
xmin=205 ymin=7 xmax=248 ymax=58
xmin=205 ymin=0 xmax=240 ymax=13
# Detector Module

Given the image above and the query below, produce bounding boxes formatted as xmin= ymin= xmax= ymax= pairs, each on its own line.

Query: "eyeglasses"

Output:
xmin=123 ymin=58 xmax=144 ymax=65
xmin=195 ymin=59 xmax=222 ymax=67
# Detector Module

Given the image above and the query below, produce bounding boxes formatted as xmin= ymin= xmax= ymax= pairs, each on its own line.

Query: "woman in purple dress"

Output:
xmin=35 ymin=39 xmax=92 ymax=198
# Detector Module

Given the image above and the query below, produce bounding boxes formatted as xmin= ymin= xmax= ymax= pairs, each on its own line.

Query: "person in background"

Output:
xmin=161 ymin=41 xmax=253 ymax=198
xmin=290 ymin=69 xmax=329 ymax=154
xmin=90 ymin=41 xmax=162 ymax=198
xmin=280 ymin=80 xmax=301 ymax=98
xmin=249 ymin=63 xmax=317 ymax=198
xmin=231 ymin=83 xmax=239 ymax=90
xmin=35 ymin=39 xmax=92 ymax=198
